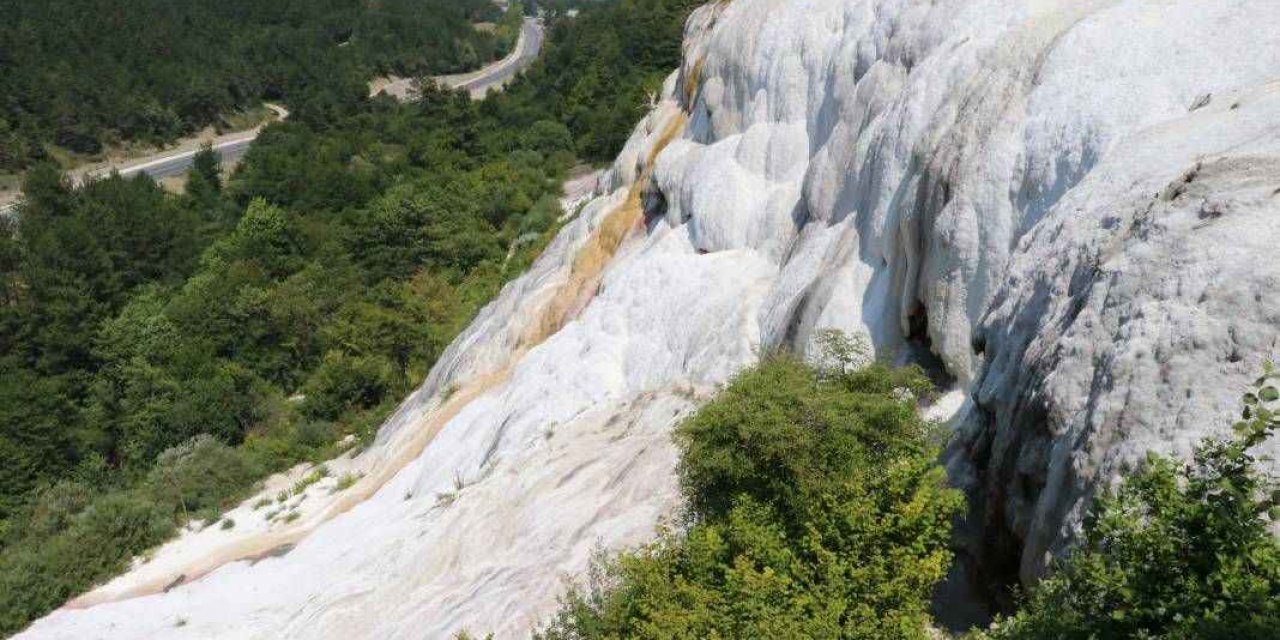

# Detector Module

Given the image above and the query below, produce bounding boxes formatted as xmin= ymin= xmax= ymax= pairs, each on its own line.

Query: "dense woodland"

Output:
xmin=494 ymin=0 xmax=700 ymax=161
xmin=0 ymin=0 xmax=700 ymax=633
xmin=0 ymin=0 xmax=511 ymax=171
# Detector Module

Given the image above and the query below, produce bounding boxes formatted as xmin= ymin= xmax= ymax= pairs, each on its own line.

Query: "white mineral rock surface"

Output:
xmin=21 ymin=0 xmax=1280 ymax=637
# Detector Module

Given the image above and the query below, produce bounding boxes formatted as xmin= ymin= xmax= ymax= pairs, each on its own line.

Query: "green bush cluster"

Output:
xmin=491 ymin=2 xmax=530 ymax=59
xmin=984 ymin=370 xmax=1280 ymax=639
xmin=536 ymin=345 xmax=964 ymax=640
xmin=0 ymin=435 xmax=259 ymax=634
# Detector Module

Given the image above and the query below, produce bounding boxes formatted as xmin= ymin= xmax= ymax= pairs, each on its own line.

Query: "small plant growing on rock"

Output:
xmin=291 ymin=465 xmax=329 ymax=496
xmin=441 ymin=383 xmax=459 ymax=401
xmin=331 ymin=472 xmax=362 ymax=494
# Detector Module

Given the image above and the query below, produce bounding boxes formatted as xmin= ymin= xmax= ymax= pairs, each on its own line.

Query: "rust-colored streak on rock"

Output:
xmin=521 ymin=111 xmax=688 ymax=350
xmin=66 ymin=110 xmax=689 ymax=612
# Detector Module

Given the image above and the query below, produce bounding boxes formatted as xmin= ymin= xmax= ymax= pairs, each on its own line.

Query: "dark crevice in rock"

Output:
xmin=903 ymin=303 xmax=956 ymax=389
xmin=641 ymin=180 xmax=669 ymax=231
xmin=939 ymin=373 xmax=1056 ymax=631
xmin=780 ymin=286 xmax=816 ymax=352
xmin=980 ymin=391 xmax=1052 ymax=606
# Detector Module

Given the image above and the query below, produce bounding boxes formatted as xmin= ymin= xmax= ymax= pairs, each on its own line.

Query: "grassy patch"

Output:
xmin=218 ymin=105 xmax=274 ymax=134
xmin=290 ymin=465 xmax=329 ymax=496
xmin=0 ymin=173 xmax=19 ymax=196
xmin=331 ymin=472 xmax=363 ymax=494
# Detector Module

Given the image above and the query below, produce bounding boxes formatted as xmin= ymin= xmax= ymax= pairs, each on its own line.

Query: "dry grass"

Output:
xmin=218 ymin=105 xmax=275 ymax=134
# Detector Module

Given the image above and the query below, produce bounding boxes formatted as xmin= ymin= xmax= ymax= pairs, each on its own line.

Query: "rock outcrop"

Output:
xmin=21 ymin=0 xmax=1280 ymax=637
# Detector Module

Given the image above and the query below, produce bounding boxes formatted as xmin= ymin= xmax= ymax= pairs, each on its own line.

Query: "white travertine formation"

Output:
xmin=21 ymin=0 xmax=1280 ymax=637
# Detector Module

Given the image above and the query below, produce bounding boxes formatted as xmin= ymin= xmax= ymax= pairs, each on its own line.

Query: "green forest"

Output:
xmin=493 ymin=0 xmax=699 ymax=161
xmin=0 ymin=0 xmax=699 ymax=633
xmin=0 ymin=0 xmax=509 ymax=171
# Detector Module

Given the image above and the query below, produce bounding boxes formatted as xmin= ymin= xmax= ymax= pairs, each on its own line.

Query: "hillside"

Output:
xmin=13 ymin=0 xmax=1280 ymax=637
xmin=0 ymin=0 xmax=503 ymax=172
xmin=0 ymin=0 xmax=703 ymax=635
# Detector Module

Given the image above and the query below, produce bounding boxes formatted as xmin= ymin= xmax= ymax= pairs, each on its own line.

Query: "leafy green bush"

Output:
xmin=537 ymin=347 xmax=963 ymax=640
xmin=677 ymin=350 xmax=935 ymax=523
xmin=289 ymin=420 xmax=339 ymax=452
xmin=301 ymin=352 xmax=397 ymax=421
xmin=0 ymin=434 xmax=273 ymax=635
xmin=986 ymin=370 xmax=1280 ymax=639
xmin=0 ymin=488 xmax=173 ymax=635
xmin=1 ymin=480 xmax=94 ymax=548
xmin=145 ymin=435 xmax=263 ymax=521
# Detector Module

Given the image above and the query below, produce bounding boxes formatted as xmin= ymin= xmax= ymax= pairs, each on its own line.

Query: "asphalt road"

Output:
xmin=453 ymin=18 xmax=544 ymax=97
xmin=105 ymin=19 xmax=543 ymax=184
xmin=88 ymin=131 xmax=260 ymax=184
xmin=380 ymin=17 xmax=544 ymax=101
xmin=0 ymin=17 xmax=545 ymax=216
xmin=1 ymin=136 xmax=256 ymax=218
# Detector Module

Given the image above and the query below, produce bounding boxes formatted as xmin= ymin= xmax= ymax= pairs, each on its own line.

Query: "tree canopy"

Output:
xmin=0 ymin=0 xmax=504 ymax=171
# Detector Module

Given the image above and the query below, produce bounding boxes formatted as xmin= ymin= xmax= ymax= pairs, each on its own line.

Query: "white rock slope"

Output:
xmin=21 ymin=0 xmax=1280 ymax=637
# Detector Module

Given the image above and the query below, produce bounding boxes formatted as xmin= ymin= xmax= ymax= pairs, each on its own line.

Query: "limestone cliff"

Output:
xmin=21 ymin=1 xmax=1280 ymax=637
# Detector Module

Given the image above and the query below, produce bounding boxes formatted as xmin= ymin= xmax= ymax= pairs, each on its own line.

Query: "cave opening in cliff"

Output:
xmin=642 ymin=180 xmax=669 ymax=232
xmin=904 ymin=303 xmax=956 ymax=389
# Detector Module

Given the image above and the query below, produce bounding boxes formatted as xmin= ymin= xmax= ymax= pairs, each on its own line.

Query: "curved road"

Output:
xmin=448 ymin=18 xmax=545 ymax=98
xmin=117 ymin=19 xmax=543 ymax=182
xmin=0 ymin=17 xmax=545 ymax=215
xmin=374 ymin=17 xmax=543 ymax=101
